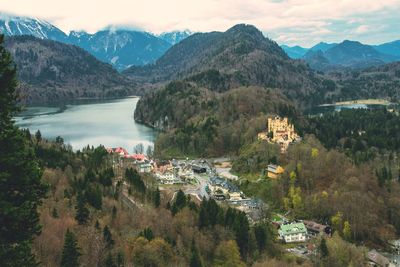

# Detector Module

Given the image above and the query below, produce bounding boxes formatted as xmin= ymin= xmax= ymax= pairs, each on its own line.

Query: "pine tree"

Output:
xmin=154 ymin=187 xmax=161 ymax=208
xmin=52 ymin=207 xmax=59 ymax=218
xmin=320 ymin=238 xmax=329 ymax=258
xmin=75 ymin=193 xmax=89 ymax=224
xmin=172 ymin=189 xmax=187 ymax=215
xmin=35 ymin=130 xmax=42 ymax=144
xmin=112 ymin=206 xmax=117 ymax=220
xmin=103 ymin=225 xmax=114 ymax=247
xmin=139 ymin=227 xmax=154 ymax=241
xmin=95 ymin=220 xmax=100 ymax=230
xmin=189 ymin=240 xmax=203 ymax=267
xmin=254 ymin=223 xmax=268 ymax=252
xmin=60 ymin=229 xmax=81 ymax=267
xmin=0 ymin=34 xmax=48 ymax=266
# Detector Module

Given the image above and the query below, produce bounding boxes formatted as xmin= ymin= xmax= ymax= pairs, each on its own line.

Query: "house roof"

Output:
xmin=367 ymin=250 xmax=390 ymax=267
xmin=279 ymin=222 xmax=307 ymax=235
xmin=303 ymin=220 xmax=327 ymax=232
xmin=267 ymin=164 xmax=284 ymax=174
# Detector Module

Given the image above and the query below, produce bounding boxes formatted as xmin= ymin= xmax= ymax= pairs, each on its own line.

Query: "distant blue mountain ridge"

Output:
xmin=0 ymin=13 xmax=398 ymax=72
xmin=282 ymin=40 xmax=400 ymax=70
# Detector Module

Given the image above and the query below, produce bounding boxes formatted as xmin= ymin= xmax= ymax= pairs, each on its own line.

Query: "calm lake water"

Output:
xmin=305 ymin=104 xmax=388 ymax=115
xmin=15 ymin=97 xmax=156 ymax=152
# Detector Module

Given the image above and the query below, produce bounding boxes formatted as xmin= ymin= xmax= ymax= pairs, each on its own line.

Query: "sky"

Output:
xmin=0 ymin=0 xmax=399 ymax=47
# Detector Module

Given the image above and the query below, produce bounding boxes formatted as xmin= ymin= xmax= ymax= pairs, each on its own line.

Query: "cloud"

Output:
xmin=354 ymin=25 xmax=370 ymax=34
xmin=0 ymin=0 xmax=399 ymax=46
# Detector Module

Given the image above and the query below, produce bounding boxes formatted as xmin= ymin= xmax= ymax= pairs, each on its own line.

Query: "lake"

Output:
xmin=14 ymin=97 xmax=156 ymax=152
xmin=305 ymin=104 xmax=389 ymax=115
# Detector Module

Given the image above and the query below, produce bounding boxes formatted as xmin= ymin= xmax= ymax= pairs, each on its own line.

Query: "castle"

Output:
xmin=258 ymin=116 xmax=300 ymax=152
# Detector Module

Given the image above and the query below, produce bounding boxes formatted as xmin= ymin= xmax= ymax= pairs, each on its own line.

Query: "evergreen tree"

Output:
xmin=254 ymin=223 xmax=268 ymax=252
xmin=60 ymin=229 xmax=81 ymax=267
xmin=85 ymin=185 xmax=102 ymax=210
xmin=0 ymin=34 xmax=47 ymax=266
xmin=35 ymin=130 xmax=42 ymax=144
xmin=52 ymin=207 xmax=59 ymax=218
xmin=139 ymin=227 xmax=154 ymax=241
xmin=171 ymin=190 xmax=187 ymax=215
xmin=320 ymin=238 xmax=329 ymax=258
xmin=103 ymin=225 xmax=114 ymax=247
xmin=154 ymin=187 xmax=161 ymax=208
xmin=189 ymin=240 xmax=203 ymax=267
xmin=112 ymin=206 xmax=117 ymax=220
xmin=95 ymin=220 xmax=100 ymax=230
xmin=75 ymin=193 xmax=89 ymax=224
xmin=232 ymin=211 xmax=250 ymax=258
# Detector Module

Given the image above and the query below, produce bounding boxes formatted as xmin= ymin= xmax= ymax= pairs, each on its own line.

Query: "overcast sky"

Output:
xmin=0 ymin=0 xmax=399 ymax=47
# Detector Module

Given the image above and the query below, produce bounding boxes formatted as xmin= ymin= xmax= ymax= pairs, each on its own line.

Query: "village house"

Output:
xmin=367 ymin=250 xmax=395 ymax=267
xmin=267 ymin=164 xmax=285 ymax=179
xmin=258 ymin=116 xmax=300 ymax=153
xmin=155 ymin=171 xmax=182 ymax=184
xmin=303 ymin=220 xmax=332 ymax=237
xmin=279 ymin=222 xmax=308 ymax=243
xmin=107 ymin=147 xmax=129 ymax=157
xmin=192 ymin=165 xmax=207 ymax=174
xmin=210 ymin=176 xmax=243 ymax=200
xmin=136 ymin=161 xmax=152 ymax=173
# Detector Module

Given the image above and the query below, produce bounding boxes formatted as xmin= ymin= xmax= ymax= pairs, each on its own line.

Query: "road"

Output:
xmin=184 ymin=173 xmax=210 ymax=201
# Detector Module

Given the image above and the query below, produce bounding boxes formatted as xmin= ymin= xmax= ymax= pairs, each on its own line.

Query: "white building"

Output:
xmin=278 ymin=222 xmax=307 ymax=243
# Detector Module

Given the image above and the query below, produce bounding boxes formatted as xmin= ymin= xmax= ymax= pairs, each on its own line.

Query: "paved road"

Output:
xmin=184 ymin=174 xmax=210 ymax=200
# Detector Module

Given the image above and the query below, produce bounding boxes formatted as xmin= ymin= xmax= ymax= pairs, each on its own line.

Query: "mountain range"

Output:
xmin=4 ymin=35 xmax=136 ymax=104
xmin=282 ymin=40 xmax=400 ymax=71
xmin=0 ymin=14 xmax=191 ymax=70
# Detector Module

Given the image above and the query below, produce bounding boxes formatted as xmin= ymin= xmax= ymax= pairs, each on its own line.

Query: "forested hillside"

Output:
xmin=126 ymin=24 xmax=336 ymax=107
xmin=328 ymin=62 xmax=400 ymax=101
xmin=4 ymin=35 xmax=136 ymax=104
xmin=135 ymin=82 xmax=300 ymax=157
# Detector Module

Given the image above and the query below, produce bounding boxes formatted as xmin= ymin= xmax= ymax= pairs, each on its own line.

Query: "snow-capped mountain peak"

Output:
xmin=0 ymin=13 xmax=67 ymax=41
xmin=158 ymin=30 xmax=193 ymax=45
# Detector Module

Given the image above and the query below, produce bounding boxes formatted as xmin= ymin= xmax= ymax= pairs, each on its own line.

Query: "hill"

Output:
xmin=281 ymin=45 xmax=308 ymax=59
xmin=125 ymin=24 xmax=334 ymax=106
xmin=328 ymin=61 xmax=400 ymax=101
xmin=303 ymin=40 xmax=399 ymax=71
xmin=135 ymin=82 xmax=299 ymax=157
xmin=4 ymin=35 xmax=136 ymax=104
xmin=374 ymin=40 xmax=400 ymax=57
xmin=309 ymin=42 xmax=337 ymax=52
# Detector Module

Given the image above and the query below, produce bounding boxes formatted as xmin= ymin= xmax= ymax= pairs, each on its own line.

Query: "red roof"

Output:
xmin=132 ymin=154 xmax=146 ymax=161
xmin=108 ymin=147 xmax=129 ymax=156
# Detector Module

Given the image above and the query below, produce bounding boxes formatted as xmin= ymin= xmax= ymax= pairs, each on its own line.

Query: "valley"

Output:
xmin=2 ymin=8 xmax=400 ymax=267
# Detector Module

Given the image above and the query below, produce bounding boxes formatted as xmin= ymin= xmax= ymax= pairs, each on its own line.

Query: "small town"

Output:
xmin=105 ymin=116 xmax=399 ymax=267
